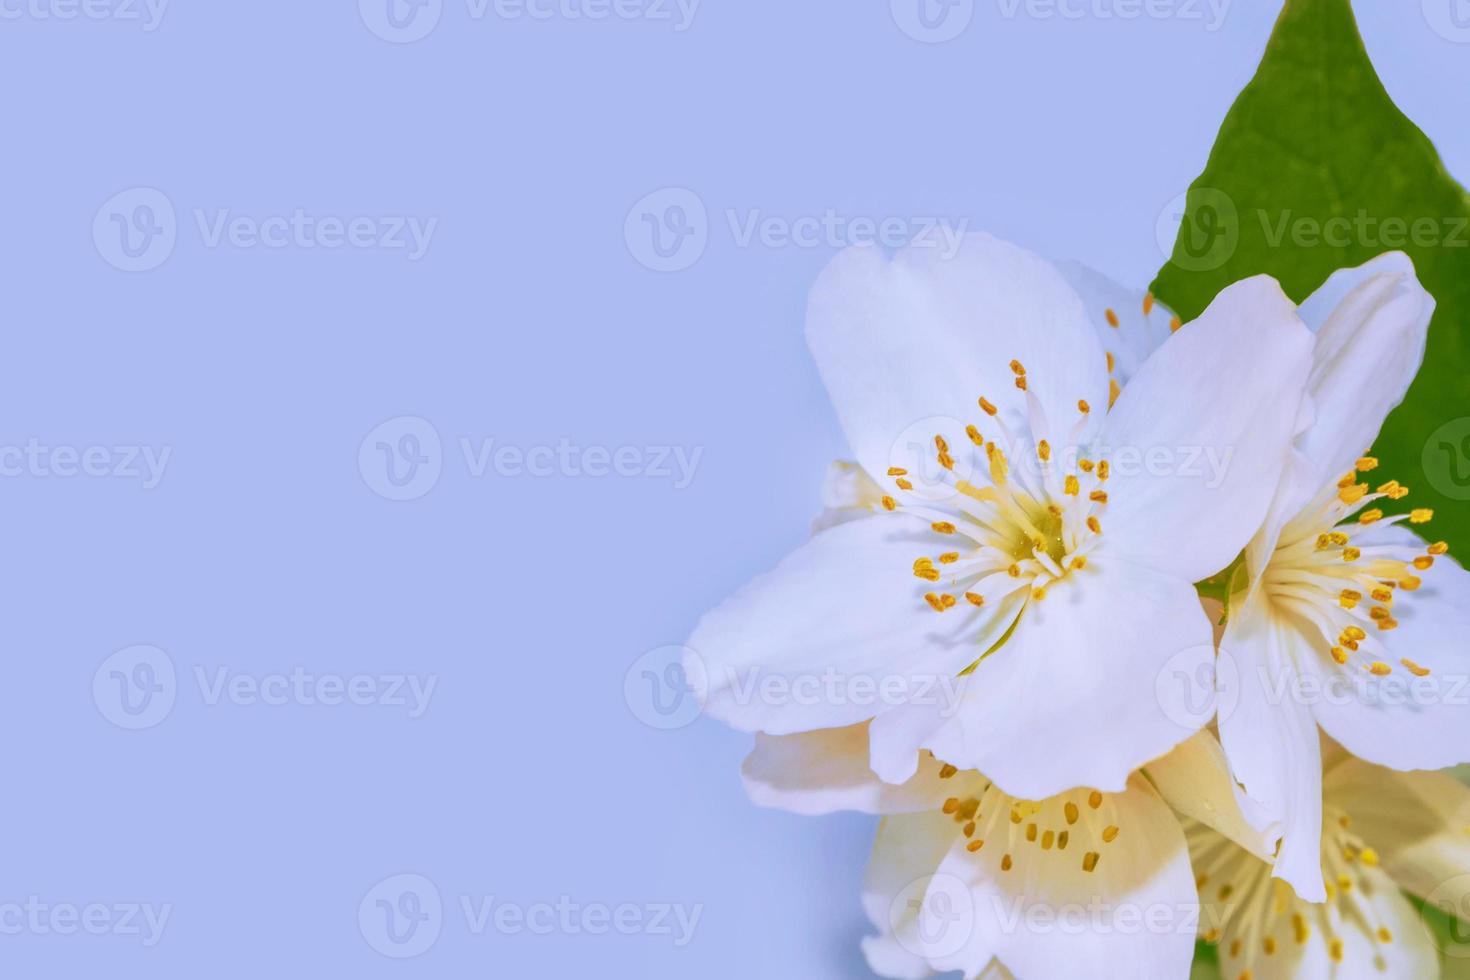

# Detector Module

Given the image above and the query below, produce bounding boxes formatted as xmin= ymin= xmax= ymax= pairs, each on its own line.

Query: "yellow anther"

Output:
xmin=1411 ymin=508 xmax=1434 ymax=523
xmin=1219 ymin=884 xmax=1234 ymax=901
xmin=1169 ymin=315 xmax=1182 ymax=333
xmin=1328 ymin=532 xmax=1350 ymax=546
xmin=887 ymin=467 xmax=907 ymax=477
xmin=1339 ymin=590 xmax=1361 ymax=609
xmin=1342 ymin=547 xmax=1361 ymax=562
xmin=1041 ymin=830 xmax=1055 ymax=850
xmin=924 ymin=593 xmax=945 ymax=612
xmin=1102 ymin=826 xmax=1119 ymax=843
xmin=1338 ymin=471 xmax=1358 ymax=489
xmin=1142 ymin=292 xmax=1155 ymax=314
xmin=1338 ymin=483 xmax=1367 ymax=505
xmin=1293 ymin=915 xmax=1310 ymax=944
xmin=1358 ymin=508 xmax=1383 ymax=524
xmin=1082 ymin=851 xmax=1100 ymax=873
xmin=1337 ymin=874 xmax=1353 ymax=892
xmin=881 ymin=496 xmax=897 ymax=511
xmin=938 ymin=764 xmax=958 ymax=779
xmin=1400 ymin=575 xmax=1422 ymax=591
xmin=939 ymin=552 xmax=960 ymax=564
xmin=1087 ymin=516 xmax=1102 ymax=534
xmin=1368 ymin=662 xmax=1392 ymax=676
xmin=1377 ymin=927 xmax=1393 ymax=944
xmin=1097 ymin=460 xmax=1110 ymax=481
xmin=932 ymin=522 xmax=956 ymax=534
xmin=1026 ymin=823 xmax=1038 ymax=843
xmin=1014 ymin=376 xmax=1027 ymax=391
xmin=1064 ymin=475 xmax=1080 ymax=496
xmin=1105 ymin=308 xmax=1120 ymax=328
xmin=1344 ymin=626 xmax=1367 ymax=641
xmin=1009 ymin=359 xmax=1025 ymax=376
xmin=1088 ymin=790 xmax=1103 ymax=809
xmin=1429 ymin=541 xmax=1449 ymax=555
xmin=964 ymin=592 xmax=985 ymax=607
xmin=1329 ymin=938 xmax=1343 ymax=962
xmin=1105 ymin=351 xmax=1116 ymax=373
xmin=1330 ymin=647 xmax=1349 ymax=665
xmin=1360 ymin=847 xmax=1380 ymax=866
xmin=940 ymin=593 xmax=956 ymax=609
xmin=1356 ymin=456 xmax=1379 ymax=471
xmin=1369 ymin=605 xmax=1392 ymax=621
xmin=1031 ymin=587 xmax=1047 ymax=601
xmin=895 ymin=477 xmax=913 ymax=491
xmin=1078 ymin=459 xmax=1095 ymax=473
xmin=965 ymin=424 xmax=984 ymax=446
xmin=937 ymin=451 xmax=954 ymax=471
xmin=1064 ymin=802 xmax=1079 ymax=824
xmin=1379 ymin=617 xmax=1399 ymax=631
xmin=1108 ymin=377 xmax=1121 ymax=406
xmin=1070 ymin=556 xmax=1087 ymax=571
xmin=1089 ymin=490 xmax=1109 ymax=504
xmin=966 ymin=839 xmax=984 ymax=852
xmin=1038 ymin=440 xmax=1051 ymax=462
xmin=1371 ymin=587 xmax=1393 ymax=603
xmin=1078 ymin=399 xmax=1091 ymax=414
xmin=1007 ymin=564 xmax=1021 ymax=578
xmin=1001 ymin=854 xmax=1013 ymax=871
xmin=1264 ymin=936 xmax=1276 ymax=955
xmin=1414 ymin=555 xmax=1435 ymax=570
xmin=942 ymin=797 xmax=959 ymax=814
xmin=978 ymin=396 xmax=998 ymax=416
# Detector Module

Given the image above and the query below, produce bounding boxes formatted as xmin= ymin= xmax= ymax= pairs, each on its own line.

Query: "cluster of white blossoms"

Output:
xmin=689 ymin=234 xmax=1470 ymax=978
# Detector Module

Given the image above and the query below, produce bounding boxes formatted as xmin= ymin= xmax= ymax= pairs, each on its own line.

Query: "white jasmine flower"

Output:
xmin=689 ymin=232 xmax=1315 ymax=799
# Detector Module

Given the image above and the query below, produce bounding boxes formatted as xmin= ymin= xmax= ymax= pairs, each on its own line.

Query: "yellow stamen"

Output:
xmin=1064 ymin=475 xmax=1081 ymax=496
xmin=1105 ymin=308 xmax=1120 ymax=328
xmin=978 ymin=396 xmax=998 ymax=416
xmin=1078 ymin=399 xmax=1091 ymax=414
xmin=1411 ymin=508 xmax=1434 ymax=524
xmin=1356 ymin=456 xmax=1379 ymax=471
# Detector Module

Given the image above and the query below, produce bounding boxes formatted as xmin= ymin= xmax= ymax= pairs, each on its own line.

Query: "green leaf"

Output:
xmin=1151 ymin=0 xmax=1470 ymax=556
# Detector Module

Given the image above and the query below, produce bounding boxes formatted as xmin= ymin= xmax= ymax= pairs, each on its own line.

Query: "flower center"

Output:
xmin=936 ymin=760 xmax=1119 ymax=875
xmin=882 ymin=360 xmax=1112 ymax=618
xmin=1261 ymin=456 xmax=1446 ymax=678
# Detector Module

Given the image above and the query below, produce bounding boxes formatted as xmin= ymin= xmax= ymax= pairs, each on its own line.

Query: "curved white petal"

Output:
xmin=1096 ymin=275 xmax=1315 ymax=583
xmin=687 ymin=515 xmax=976 ymax=735
xmin=870 ymin=555 xmax=1214 ymax=800
xmin=1308 ymin=524 xmax=1470 ymax=773
xmin=811 ymin=460 xmax=886 ymax=533
xmin=860 ymin=812 xmax=956 ymax=980
xmin=1054 ymin=259 xmax=1178 ymax=391
xmin=1328 ymin=759 xmax=1470 ymax=912
xmin=1218 ymin=595 xmax=1327 ymax=902
xmin=742 ymin=724 xmax=984 ymax=817
xmin=922 ymin=775 xmax=1197 ymax=980
xmin=1145 ymin=728 xmax=1280 ymax=861
xmin=806 ymin=234 xmax=1109 ymax=488
xmin=1289 ymin=253 xmax=1434 ymax=506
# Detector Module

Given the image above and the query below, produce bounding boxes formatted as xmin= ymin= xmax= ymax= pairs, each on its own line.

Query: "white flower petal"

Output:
xmin=870 ymin=555 xmax=1214 ymax=800
xmin=860 ymin=812 xmax=956 ymax=980
xmin=1145 ymin=729 xmax=1280 ymax=862
xmin=811 ymin=460 xmax=886 ymax=533
xmin=1218 ymin=595 xmax=1327 ymax=902
xmin=1097 ymin=275 xmax=1315 ymax=583
xmin=688 ymin=515 xmax=977 ymax=735
xmin=1290 ymin=253 xmax=1433 ymax=503
xmin=1328 ymin=759 xmax=1470 ymax=912
xmin=806 ymin=234 xmax=1109 ymax=487
xmin=924 ymin=775 xmax=1197 ymax=980
xmin=1308 ymin=524 xmax=1470 ymax=773
xmin=742 ymin=723 xmax=982 ymax=816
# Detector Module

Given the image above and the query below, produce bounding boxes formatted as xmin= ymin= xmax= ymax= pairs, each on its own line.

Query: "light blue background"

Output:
xmin=2 ymin=1 xmax=1468 ymax=975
